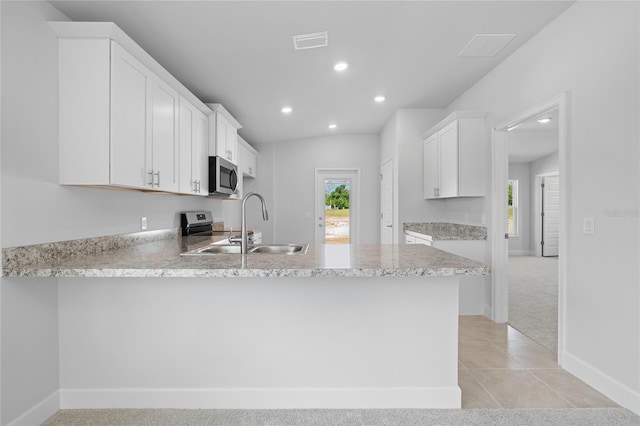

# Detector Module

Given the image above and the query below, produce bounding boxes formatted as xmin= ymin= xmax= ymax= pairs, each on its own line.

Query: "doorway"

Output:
xmin=492 ymin=93 xmax=568 ymax=363
xmin=314 ymin=168 xmax=360 ymax=244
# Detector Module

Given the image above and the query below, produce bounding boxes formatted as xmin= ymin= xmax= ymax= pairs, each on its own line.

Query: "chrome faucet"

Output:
xmin=241 ymin=192 xmax=269 ymax=254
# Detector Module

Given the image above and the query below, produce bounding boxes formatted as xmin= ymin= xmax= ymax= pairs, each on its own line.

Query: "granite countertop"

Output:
xmin=403 ymin=223 xmax=487 ymax=241
xmin=2 ymin=229 xmax=489 ymax=278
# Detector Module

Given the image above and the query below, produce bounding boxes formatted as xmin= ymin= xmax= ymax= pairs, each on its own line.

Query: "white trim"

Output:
xmin=60 ymin=386 xmax=461 ymax=409
xmin=490 ymin=129 xmax=509 ymax=323
xmin=482 ymin=304 xmax=492 ymax=319
xmin=491 ymin=92 xmax=569 ymax=367
xmin=6 ymin=390 xmax=60 ymax=426
xmin=564 ymin=352 xmax=640 ymax=416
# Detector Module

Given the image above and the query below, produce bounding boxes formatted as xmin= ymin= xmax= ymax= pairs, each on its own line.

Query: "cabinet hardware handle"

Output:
xmin=154 ymin=171 xmax=160 ymax=187
xmin=148 ymin=171 xmax=154 ymax=186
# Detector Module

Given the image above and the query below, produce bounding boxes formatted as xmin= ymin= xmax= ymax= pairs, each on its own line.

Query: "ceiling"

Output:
xmin=508 ymin=108 xmax=559 ymax=163
xmin=50 ymin=0 xmax=574 ymax=144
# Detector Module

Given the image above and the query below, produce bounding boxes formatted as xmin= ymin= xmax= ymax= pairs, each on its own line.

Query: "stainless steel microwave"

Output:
xmin=209 ymin=156 xmax=238 ymax=196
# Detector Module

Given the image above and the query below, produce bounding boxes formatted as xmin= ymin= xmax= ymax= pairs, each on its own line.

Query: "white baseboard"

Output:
xmin=563 ymin=351 xmax=640 ymax=415
xmin=7 ymin=390 xmax=60 ymax=426
xmin=482 ymin=304 xmax=493 ymax=320
xmin=60 ymin=386 xmax=461 ymax=409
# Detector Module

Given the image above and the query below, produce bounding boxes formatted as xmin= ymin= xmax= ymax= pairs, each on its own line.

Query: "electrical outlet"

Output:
xmin=583 ymin=217 xmax=594 ymax=235
xmin=141 ymin=217 xmax=148 ymax=230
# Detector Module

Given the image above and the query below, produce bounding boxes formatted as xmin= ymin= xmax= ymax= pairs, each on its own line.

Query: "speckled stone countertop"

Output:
xmin=403 ymin=223 xmax=487 ymax=240
xmin=2 ymin=229 xmax=489 ymax=278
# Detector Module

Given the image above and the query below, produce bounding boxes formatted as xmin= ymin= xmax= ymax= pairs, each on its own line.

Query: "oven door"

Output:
xmin=209 ymin=156 xmax=238 ymax=195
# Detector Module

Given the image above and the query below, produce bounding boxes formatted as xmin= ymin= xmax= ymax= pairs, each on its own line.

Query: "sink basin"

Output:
xmin=181 ymin=243 xmax=308 ymax=256
xmin=249 ymin=244 xmax=309 ymax=254
xmin=183 ymin=244 xmax=242 ymax=255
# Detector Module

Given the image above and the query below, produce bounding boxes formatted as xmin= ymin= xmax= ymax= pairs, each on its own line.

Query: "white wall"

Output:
xmin=447 ymin=1 xmax=639 ymax=412
xmin=380 ymin=109 xmax=446 ymax=243
xmin=0 ymin=2 xmax=225 ymax=424
xmin=0 ymin=0 xmax=225 ymax=249
xmin=257 ymin=134 xmax=380 ymax=244
xmin=508 ymin=162 xmax=532 ymax=255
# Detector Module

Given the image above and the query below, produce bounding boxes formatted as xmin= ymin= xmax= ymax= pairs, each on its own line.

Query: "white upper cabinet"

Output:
xmin=148 ymin=72 xmax=180 ymax=192
xmin=53 ymin=22 xmax=210 ymax=193
xmin=179 ymin=96 xmax=208 ymax=195
xmin=109 ymin=41 xmax=149 ymax=188
xmin=206 ymin=103 xmax=241 ymax=165
xmin=237 ymin=136 xmax=257 ymax=179
xmin=423 ymin=112 xmax=486 ymax=199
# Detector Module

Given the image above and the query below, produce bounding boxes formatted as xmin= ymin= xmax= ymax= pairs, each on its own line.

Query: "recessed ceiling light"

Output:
xmin=537 ymin=117 xmax=552 ymax=124
xmin=281 ymin=106 xmax=292 ymax=114
xmin=328 ymin=124 xmax=337 ymax=129
xmin=334 ymin=62 xmax=348 ymax=71
xmin=374 ymin=95 xmax=386 ymax=103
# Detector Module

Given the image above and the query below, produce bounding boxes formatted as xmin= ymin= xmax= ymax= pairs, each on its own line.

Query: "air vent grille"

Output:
xmin=293 ymin=31 xmax=328 ymax=50
xmin=458 ymin=34 xmax=516 ymax=57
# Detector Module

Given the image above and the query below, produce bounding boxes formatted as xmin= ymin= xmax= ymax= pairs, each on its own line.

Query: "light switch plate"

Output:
xmin=583 ymin=217 xmax=594 ymax=235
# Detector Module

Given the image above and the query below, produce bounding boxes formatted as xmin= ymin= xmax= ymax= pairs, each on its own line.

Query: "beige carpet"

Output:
xmin=42 ymin=408 xmax=640 ymax=425
xmin=508 ymin=255 xmax=558 ymax=352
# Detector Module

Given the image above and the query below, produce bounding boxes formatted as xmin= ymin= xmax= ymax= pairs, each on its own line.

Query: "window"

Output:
xmin=507 ymin=179 xmax=519 ymax=237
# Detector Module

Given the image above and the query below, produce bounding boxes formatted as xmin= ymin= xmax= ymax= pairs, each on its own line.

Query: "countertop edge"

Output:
xmin=3 ymin=266 xmax=490 ymax=279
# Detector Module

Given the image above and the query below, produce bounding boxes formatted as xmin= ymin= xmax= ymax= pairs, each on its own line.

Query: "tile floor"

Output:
xmin=458 ymin=315 xmax=619 ymax=409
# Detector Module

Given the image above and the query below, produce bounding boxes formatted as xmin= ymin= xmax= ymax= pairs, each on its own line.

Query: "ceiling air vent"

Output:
xmin=292 ymin=31 xmax=328 ymax=50
xmin=458 ymin=34 xmax=516 ymax=57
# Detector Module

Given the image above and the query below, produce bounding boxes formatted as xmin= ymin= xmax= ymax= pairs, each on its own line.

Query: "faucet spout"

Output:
xmin=241 ymin=192 xmax=269 ymax=254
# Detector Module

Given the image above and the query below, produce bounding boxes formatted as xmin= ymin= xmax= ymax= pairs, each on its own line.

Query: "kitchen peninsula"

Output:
xmin=3 ymin=231 xmax=488 ymax=410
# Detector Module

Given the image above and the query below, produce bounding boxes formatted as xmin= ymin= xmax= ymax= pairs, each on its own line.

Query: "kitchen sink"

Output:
xmin=181 ymin=243 xmax=308 ymax=256
xmin=249 ymin=244 xmax=309 ymax=254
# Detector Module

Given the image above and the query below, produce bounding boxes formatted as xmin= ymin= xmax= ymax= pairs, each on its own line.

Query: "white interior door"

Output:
xmin=542 ymin=175 xmax=560 ymax=256
xmin=380 ymin=160 xmax=393 ymax=243
xmin=315 ymin=169 xmax=359 ymax=244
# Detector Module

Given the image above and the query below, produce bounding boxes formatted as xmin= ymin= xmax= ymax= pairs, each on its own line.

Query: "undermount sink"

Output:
xmin=181 ymin=243 xmax=308 ymax=256
xmin=249 ymin=244 xmax=309 ymax=254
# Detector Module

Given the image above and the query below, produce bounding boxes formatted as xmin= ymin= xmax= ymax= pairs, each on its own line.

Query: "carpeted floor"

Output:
xmin=42 ymin=408 xmax=640 ymax=425
xmin=508 ymin=255 xmax=559 ymax=352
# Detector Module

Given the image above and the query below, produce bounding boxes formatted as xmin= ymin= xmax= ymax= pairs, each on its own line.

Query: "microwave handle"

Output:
xmin=230 ymin=168 xmax=238 ymax=192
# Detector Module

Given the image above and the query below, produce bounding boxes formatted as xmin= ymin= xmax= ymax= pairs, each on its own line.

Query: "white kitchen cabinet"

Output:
xmin=179 ymin=96 xmax=208 ymax=195
xmin=148 ymin=74 xmax=180 ymax=192
xmin=109 ymin=41 xmax=148 ymax=188
xmin=238 ymin=136 xmax=258 ymax=178
xmin=404 ymin=231 xmax=433 ymax=246
xmin=53 ymin=22 xmax=210 ymax=193
xmin=423 ymin=133 xmax=439 ymax=199
xmin=207 ymin=103 xmax=242 ymax=165
xmin=423 ymin=112 xmax=486 ymax=199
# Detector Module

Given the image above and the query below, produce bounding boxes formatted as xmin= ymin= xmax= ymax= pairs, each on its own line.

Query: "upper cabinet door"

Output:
xmin=423 ymin=133 xmax=439 ymax=199
xmin=179 ymin=96 xmax=208 ymax=195
xmin=150 ymin=76 xmax=179 ymax=192
xmin=438 ymin=121 xmax=459 ymax=198
xmin=110 ymin=42 xmax=149 ymax=188
xmin=193 ymin=111 xmax=208 ymax=194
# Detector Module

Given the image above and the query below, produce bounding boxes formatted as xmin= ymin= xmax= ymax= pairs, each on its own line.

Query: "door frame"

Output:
xmin=535 ymin=171 xmax=560 ymax=257
xmin=380 ymin=159 xmax=393 ymax=244
xmin=491 ymin=92 xmax=569 ymax=365
xmin=314 ymin=168 xmax=361 ymax=244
